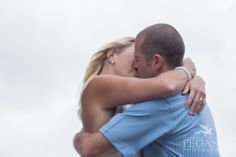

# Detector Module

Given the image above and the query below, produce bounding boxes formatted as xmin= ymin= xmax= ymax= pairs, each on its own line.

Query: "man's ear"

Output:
xmin=153 ymin=53 xmax=164 ymax=70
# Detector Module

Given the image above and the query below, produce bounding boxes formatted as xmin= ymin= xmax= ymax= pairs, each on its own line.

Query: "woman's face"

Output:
xmin=113 ymin=44 xmax=135 ymax=77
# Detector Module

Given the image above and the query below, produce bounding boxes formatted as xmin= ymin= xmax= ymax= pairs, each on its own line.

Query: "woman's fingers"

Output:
xmin=189 ymin=90 xmax=201 ymax=115
xmin=182 ymin=82 xmax=190 ymax=94
xmin=200 ymin=99 xmax=207 ymax=112
xmin=186 ymin=75 xmax=206 ymax=115
xmin=191 ymin=92 xmax=205 ymax=115
xmin=185 ymin=87 xmax=196 ymax=108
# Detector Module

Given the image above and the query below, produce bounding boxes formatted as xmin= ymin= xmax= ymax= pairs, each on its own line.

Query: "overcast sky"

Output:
xmin=0 ymin=0 xmax=235 ymax=157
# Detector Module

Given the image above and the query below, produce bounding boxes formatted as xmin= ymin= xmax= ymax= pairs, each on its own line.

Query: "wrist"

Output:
xmin=175 ymin=66 xmax=192 ymax=81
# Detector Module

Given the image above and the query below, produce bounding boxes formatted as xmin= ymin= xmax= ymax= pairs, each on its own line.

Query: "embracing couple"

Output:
xmin=73 ymin=23 xmax=220 ymax=157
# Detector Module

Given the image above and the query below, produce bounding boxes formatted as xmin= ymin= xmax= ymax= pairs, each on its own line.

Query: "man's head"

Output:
xmin=134 ymin=23 xmax=185 ymax=78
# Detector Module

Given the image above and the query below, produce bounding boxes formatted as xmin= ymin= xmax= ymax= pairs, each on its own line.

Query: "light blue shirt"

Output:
xmin=99 ymin=93 xmax=220 ymax=157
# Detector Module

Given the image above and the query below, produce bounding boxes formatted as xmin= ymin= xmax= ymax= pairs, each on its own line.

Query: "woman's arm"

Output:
xmin=82 ymin=69 xmax=189 ymax=109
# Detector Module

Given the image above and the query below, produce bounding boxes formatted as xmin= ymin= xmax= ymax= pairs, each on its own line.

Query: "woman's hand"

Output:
xmin=183 ymin=58 xmax=196 ymax=77
xmin=183 ymin=75 xmax=206 ymax=115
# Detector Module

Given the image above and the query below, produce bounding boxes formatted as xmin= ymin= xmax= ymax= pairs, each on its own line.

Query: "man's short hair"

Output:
xmin=137 ymin=23 xmax=185 ymax=68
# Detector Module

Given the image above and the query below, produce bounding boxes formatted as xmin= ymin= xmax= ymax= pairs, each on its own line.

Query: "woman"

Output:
xmin=76 ymin=37 xmax=205 ymax=156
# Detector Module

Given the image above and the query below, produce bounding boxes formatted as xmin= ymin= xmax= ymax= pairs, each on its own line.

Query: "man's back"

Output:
xmin=142 ymin=94 xmax=220 ymax=157
xmin=100 ymin=93 xmax=219 ymax=157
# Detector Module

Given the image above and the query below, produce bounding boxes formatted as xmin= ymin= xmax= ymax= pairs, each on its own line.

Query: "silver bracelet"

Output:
xmin=175 ymin=66 xmax=192 ymax=81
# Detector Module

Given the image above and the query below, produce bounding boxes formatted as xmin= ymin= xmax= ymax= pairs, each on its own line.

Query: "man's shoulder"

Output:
xmin=134 ymin=98 xmax=167 ymax=106
xmin=165 ymin=93 xmax=188 ymax=103
xmin=131 ymin=93 xmax=188 ymax=112
xmin=137 ymin=93 xmax=188 ymax=103
xmin=132 ymin=97 xmax=170 ymax=112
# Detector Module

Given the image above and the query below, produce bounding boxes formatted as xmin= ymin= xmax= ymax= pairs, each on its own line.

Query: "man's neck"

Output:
xmin=158 ymin=64 xmax=173 ymax=74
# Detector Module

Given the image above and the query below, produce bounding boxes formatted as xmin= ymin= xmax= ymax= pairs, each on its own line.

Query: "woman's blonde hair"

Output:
xmin=83 ymin=37 xmax=135 ymax=86
xmin=77 ymin=37 xmax=135 ymax=117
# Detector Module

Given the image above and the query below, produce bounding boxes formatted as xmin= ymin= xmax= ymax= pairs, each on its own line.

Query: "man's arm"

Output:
xmin=74 ymin=99 xmax=173 ymax=156
xmin=73 ymin=131 xmax=113 ymax=157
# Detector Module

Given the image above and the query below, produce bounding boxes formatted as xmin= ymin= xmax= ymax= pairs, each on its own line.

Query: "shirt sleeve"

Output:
xmin=99 ymin=99 xmax=173 ymax=157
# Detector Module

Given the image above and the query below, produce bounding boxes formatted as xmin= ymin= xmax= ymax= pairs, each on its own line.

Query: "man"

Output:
xmin=74 ymin=24 xmax=219 ymax=157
